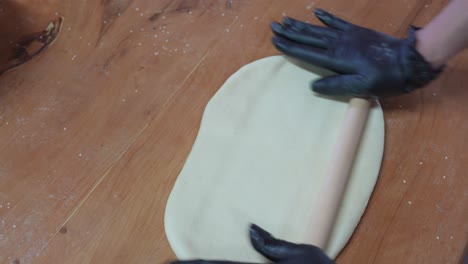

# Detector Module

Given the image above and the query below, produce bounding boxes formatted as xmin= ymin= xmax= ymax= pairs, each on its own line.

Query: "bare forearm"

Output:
xmin=416 ymin=0 xmax=468 ymax=68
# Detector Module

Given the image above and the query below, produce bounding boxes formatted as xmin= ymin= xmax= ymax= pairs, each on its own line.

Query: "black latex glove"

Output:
xmin=170 ymin=224 xmax=335 ymax=264
xmin=270 ymin=9 xmax=442 ymax=98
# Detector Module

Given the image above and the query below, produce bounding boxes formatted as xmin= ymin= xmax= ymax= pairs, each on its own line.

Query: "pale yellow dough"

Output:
xmin=165 ymin=56 xmax=384 ymax=261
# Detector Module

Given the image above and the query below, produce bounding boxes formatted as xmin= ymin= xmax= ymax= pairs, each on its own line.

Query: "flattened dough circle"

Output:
xmin=165 ymin=56 xmax=384 ymax=261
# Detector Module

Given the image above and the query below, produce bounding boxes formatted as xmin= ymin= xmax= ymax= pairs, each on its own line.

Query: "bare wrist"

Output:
xmin=415 ymin=29 xmax=446 ymax=69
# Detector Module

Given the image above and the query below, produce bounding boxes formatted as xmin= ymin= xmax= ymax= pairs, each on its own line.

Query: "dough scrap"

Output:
xmin=165 ymin=56 xmax=384 ymax=261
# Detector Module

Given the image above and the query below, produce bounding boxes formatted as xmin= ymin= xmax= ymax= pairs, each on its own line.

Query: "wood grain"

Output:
xmin=0 ymin=0 xmax=466 ymax=264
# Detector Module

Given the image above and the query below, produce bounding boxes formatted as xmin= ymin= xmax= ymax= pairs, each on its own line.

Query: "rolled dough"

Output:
xmin=165 ymin=56 xmax=384 ymax=261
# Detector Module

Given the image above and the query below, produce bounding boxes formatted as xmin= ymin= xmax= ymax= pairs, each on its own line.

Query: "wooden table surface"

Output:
xmin=0 ymin=0 xmax=466 ymax=263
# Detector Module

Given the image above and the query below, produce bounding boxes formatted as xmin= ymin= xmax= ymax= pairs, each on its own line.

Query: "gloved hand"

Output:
xmin=170 ymin=224 xmax=335 ymax=264
xmin=270 ymin=9 xmax=442 ymax=98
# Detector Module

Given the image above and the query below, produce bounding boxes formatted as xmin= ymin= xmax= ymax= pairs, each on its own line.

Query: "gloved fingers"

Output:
xmin=249 ymin=224 xmax=307 ymax=262
xmin=281 ymin=17 xmax=338 ymax=39
xmin=271 ymin=22 xmax=329 ymax=49
xmin=314 ymin=9 xmax=354 ymax=32
xmin=170 ymin=260 xmax=255 ymax=264
xmin=272 ymin=36 xmax=347 ymax=73
xmin=312 ymin=75 xmax=369 ymax=97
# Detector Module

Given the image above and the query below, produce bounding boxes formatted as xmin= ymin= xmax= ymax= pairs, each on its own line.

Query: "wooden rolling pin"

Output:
xmin=311 ymin=97 xmax=371 ymax=250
